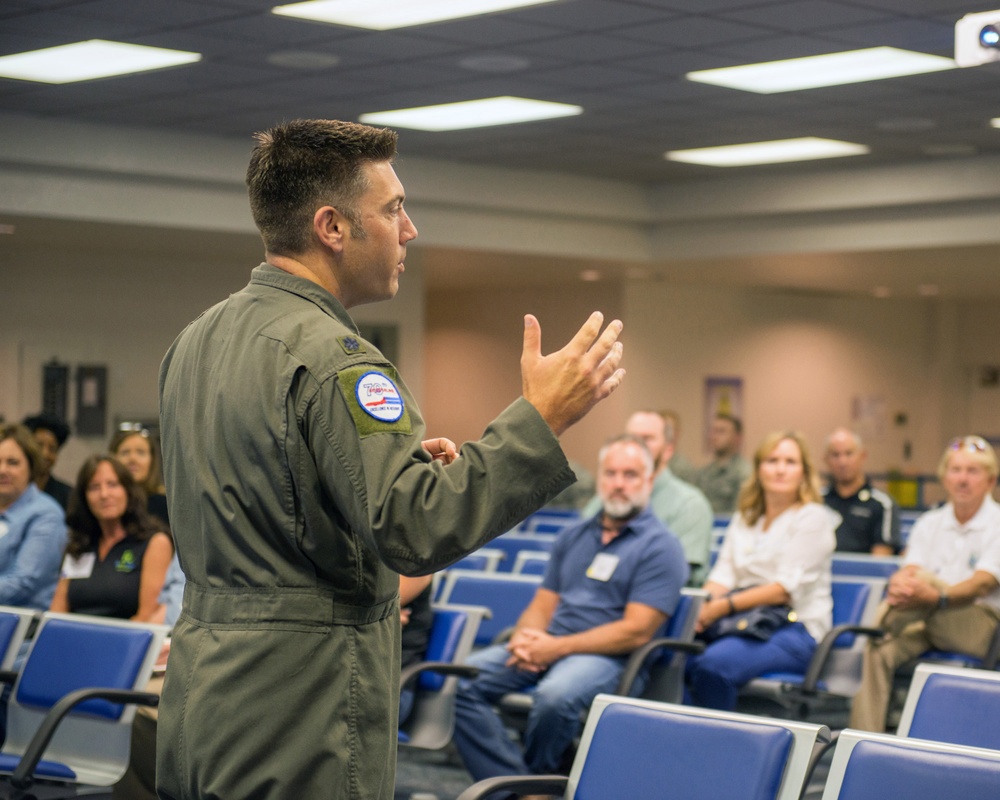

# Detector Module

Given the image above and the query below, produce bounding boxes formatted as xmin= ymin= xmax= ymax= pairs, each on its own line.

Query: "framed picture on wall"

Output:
xmin=703 ymin=376 xmax=743 ymax=450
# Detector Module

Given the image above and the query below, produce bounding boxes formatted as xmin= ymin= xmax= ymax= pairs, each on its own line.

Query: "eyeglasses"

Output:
xmin=948 ymin=435 xmax=992 ymax=453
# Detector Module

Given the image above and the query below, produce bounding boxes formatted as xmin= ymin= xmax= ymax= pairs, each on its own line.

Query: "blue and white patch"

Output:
xmin=355 ymin=371 xmax=405 ymax=423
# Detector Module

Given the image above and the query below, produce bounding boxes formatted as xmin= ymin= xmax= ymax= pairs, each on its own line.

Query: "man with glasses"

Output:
xmin=850 ymin=435 xmax=1000 ymax=732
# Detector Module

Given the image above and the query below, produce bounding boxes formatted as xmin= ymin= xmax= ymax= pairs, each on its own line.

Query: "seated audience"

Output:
xmin=850 ymin=435 xmax=1000 ymax=732
xmin=584 ymin=409 xmax=713 ymax=585
xmin=399 ymin=573 xmax=434 ymax=724
xmin=695 ymin=413 xmax=752 ymax=515
xmin=823 ymin=427 xmax=900 ymax=554
xmin=0 ymin=424 xmax=68 ymax=610
xmin=50 ymin=455 xmax=173 ymax=621
xmin=109 ymin=429 xmax=169 ymax=525
xmin=22 ymin=413 xmax=72 ymax=511
xmin=686 ymin=431 xmax=835 ymax=710
xmin=453 ymin=435 xmax=687 ymax=783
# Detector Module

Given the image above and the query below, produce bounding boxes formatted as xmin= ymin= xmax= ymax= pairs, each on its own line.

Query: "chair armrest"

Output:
xmin=11 ymin=688 xmax=159 ymax=789
xmin=799 ymin=625 xmax=885 ymax=693
xmin=399 ymin=661 xmax=480 ymax=692
xmin=455 ymin=774 xmax=568 ymax=800
xmin=616 ymin=637 xmax=705 ymax=696
xmin=0 ymin=670 xmax=18 ymax=686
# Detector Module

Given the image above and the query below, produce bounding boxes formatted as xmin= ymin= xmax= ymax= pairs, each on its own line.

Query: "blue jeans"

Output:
xmin=453 ymin=644 xmax=625 ymax=780
xmin=685 ymin=622 xmax=816 ymax=710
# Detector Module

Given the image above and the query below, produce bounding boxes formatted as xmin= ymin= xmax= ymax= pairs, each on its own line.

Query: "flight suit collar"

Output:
xmin=250 ymin=262 xmax=359 ymax=333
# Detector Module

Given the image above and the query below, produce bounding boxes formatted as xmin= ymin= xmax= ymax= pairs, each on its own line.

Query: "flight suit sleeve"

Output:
xmin=305 ymin=362 xmax=575 ymax=576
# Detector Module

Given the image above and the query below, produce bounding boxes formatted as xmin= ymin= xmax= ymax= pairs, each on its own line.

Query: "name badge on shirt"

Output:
xmin=587 ymin=553 xmax=619 ymax=582
xmin=61 ymin=552 xmax=95 ymax=580
xmin=0 ymin=521 xmax=8 ymax=539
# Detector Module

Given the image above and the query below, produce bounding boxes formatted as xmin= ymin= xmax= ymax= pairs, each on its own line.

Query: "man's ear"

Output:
xmin=314 ymin=205 xmax=349 ymax=253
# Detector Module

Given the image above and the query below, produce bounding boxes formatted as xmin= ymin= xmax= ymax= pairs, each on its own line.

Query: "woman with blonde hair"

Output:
xmin=685 ymin=431 xmax=836 ymax=709
xmin=109 ymin=429 xmax=169 ymax=525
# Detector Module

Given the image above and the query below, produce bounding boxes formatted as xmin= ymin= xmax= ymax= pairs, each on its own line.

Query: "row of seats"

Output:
xmin=451 ymin=673 xmax=1000 ymax=800
xmin=0 ymin=606 xmax=168 ymax=797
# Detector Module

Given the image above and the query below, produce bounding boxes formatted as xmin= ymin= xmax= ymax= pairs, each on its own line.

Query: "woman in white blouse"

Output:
xmin=686 ymin=431 xmax=836 ymax=709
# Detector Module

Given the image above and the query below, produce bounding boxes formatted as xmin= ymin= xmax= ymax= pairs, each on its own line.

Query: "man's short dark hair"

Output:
xmin=21 ymin=413 xmax=70 ymax=447
xmin=245 ymin=119 xmax=398 ymax=256
xmin=715 ymin=413 xmax=742 ymax=435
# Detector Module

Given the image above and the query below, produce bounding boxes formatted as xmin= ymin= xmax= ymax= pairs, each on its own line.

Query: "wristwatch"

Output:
xmin=937 ymin=590 xmax=950 ymax=610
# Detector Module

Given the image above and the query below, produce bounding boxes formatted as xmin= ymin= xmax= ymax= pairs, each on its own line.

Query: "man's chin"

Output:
xmin=602 ymin=501 xmax=640 ymax=520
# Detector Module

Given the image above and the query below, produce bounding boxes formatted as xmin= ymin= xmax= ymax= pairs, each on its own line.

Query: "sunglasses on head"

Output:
xmin=949 ymin=435 xmax=991 ymax=453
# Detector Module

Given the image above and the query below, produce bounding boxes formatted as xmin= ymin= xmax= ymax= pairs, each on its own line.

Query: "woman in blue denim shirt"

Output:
xmin=0 ymin=424 xmax=67 ymax=611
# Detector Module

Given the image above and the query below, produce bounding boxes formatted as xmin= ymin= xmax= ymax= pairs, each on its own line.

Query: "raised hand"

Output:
xmin=520 ymin=311 xmax=625 ymax=436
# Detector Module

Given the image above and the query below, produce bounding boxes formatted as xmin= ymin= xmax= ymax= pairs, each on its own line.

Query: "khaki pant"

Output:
xmin=849 ymin=575 xmax=1000 ymax=732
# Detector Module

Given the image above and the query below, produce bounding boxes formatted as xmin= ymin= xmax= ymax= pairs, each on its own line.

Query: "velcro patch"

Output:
xmin=339 ymin=366 xmax=412 ymax=436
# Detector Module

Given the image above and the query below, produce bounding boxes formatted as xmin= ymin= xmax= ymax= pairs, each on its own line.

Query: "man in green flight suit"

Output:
xmin=156 ymin=119 xmax=625 ymax=800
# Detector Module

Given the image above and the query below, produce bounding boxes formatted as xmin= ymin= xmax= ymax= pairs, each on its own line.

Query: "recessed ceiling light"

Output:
xmin=0 ymin=40 xmax=201 ymax=84
xmin=665 ymin=137 xmax=869 ymax=167
xmin=991 ymin=118 xmax=1000 ymax=128
xmin=359 ymin=96 xmax=582 ymax=131
xmin=687 ymin=47 xmax=955 ymax=94
xmin=272 ymin=0 xmax=560 ymax=30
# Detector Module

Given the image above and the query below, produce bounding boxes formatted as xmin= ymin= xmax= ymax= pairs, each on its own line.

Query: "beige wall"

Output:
xmin=423 ymin=282 xmax=625 ymax=475
xmin=425 ymin=274 xmax=998 ymax=478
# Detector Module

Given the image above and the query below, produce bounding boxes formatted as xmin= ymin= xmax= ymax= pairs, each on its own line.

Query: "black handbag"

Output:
xmin=700 ymin=603 xmax=797 ymax=643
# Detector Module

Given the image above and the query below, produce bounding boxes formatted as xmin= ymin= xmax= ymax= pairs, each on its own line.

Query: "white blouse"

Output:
xmin=707 ymin=502 xmax=836 ymax=641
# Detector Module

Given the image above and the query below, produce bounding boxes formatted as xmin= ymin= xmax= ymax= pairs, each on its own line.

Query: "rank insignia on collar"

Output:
xmin=338 ymin=335 xmax=366 ymax=355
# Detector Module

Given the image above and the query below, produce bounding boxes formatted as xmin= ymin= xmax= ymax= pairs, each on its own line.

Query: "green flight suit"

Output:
xmin=157 ymin=264 xmax=573 ymax=800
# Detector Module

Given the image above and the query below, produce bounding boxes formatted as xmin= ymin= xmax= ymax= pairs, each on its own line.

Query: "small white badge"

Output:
xmin=586 ymin=552 xmax=619 ymax=582
xmin=0 ymin=521 xmax=8 ymax=539
xmin=61 ymin=552 xmax=96 ymax=580
xmin=355 ymin=371 xmax=404 ymax=423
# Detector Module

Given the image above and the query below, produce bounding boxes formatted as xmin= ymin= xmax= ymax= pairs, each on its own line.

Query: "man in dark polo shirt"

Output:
xmin=452 ymin=435 xmax=688 ymax=785
xmin=823 ymin=428 xmax=900 ymax=554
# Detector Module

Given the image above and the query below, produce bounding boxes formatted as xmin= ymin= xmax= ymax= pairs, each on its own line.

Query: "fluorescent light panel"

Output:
xmin=0 ymin=40 xmax=201 ymax=84
xmin=272 ymin=0 xmax=560 ymax=30
xmin=687 ymin=47 xmax=955 ymax=94
xmin=360 ymin=96 xmax=582 ymax=131
xmin=666 ymin=137 xmax=870 ymax=167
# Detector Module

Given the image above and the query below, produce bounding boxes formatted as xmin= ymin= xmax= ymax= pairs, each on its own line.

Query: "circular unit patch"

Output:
xmin=355 ymin=371 xmax=405 ymax=423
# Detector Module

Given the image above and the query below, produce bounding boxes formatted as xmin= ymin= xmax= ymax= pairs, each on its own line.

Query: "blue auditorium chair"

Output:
xmin=743 ymin=577 xmax=886 ymax=719
xmin=436 ymin=571 xmax=542 ymax=647
xmin=0 ymin=612 xmax=168 ymax=796
xmin=0 ymin=607 xmax=37 ymax=672
xmin=398 ymin=605 xmax=487 ymax=751
xmin=456 ymin=695 xmax=828 ymax=800
xmin=895 ymin=663 xmax=1000 ymax=749
xmin=821 ymin=729 xmax=1000 ymax=800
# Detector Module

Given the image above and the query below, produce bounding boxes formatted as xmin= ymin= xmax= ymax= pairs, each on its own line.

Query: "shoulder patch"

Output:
xmin=338 ymin=366 xmax=412 ymax=437
xmin=338 ymin=335 xmax=366 ymax=355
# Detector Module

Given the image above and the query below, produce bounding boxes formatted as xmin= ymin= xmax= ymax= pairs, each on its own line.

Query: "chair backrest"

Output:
xmin=637 ymin=589 xmax=706 ymax=703
xmin=482 ymin=533 xmax=556 ymax=572
xmin=568 ymin=695 xmax=827 ymax=800
xmin=452 ymin=547 xmax=504 ymax=572
xmin=3 ymin=612 xmax=168 ymax=787
xmin=511 ymin=550 xmax=550 ymax=575
xmin=831 ymin=554 xmax=901 ymax=580
xmin=821 ymin=729 xmax=1000 ymax=800
xmin=518 ymin=509 xmax=580 ymax=534
xmin=436 ymin=571 xmax=542 ymax=646
xmin=896 ymin=663 xmax=1000 ymax=748
xmin=398 ymin=604 xmax=486 ymax=751
xmin=0 ymin=606 xmax=37 ymax=670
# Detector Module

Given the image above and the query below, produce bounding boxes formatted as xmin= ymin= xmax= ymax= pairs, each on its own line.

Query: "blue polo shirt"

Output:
xmin=541 ymin=506 xmax=688 ymax=638
xmin=0 ymin=483 xmax=67 ymax=610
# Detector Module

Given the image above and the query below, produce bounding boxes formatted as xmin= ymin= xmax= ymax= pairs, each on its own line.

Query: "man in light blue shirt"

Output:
xmin=0 ymin=425 xmax=67 ymax=611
